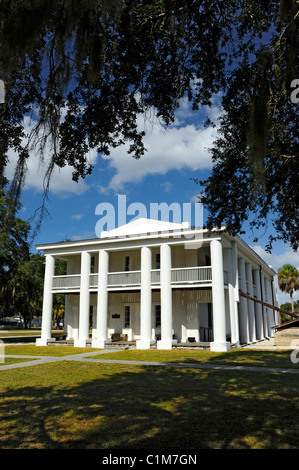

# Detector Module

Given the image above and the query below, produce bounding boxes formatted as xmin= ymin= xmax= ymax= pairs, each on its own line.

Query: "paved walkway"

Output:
xmin=1 ymin=347 xmax=299 ymax=374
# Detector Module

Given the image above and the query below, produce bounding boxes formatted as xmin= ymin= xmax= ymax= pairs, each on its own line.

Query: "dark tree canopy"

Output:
xmin=198 ymin=0 xmax=299 ymax=250
xmin=0 ymin=185 xmax=44 ymax=321
xmin=0 ymin=0 xmax=298 ymax=249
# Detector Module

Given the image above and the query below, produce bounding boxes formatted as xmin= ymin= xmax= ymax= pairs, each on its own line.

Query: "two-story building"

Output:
xmin=36 ymin=218 xmax=279 ymax=351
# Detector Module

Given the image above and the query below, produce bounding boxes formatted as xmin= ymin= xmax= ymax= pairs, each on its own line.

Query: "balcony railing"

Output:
xmin=52 ymin=266 xmax=213 ymax=291
xmin=171 ymin=267 xmax=212 ymax=285
xmin=52 ymin=274 xmax=81 ymax=290
xmin=107 ymin=271 xmax=141 ymax=287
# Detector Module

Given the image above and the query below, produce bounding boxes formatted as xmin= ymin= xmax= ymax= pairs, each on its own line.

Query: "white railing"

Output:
xmin=52 ymin=266 xmax=213 ymax=290
xmin=151 ymin=269 xmax=160 ymax=284
xmin=171 ymin=267 xmax=212 ymax=284
xmin=107 ymin=270 xmax=141 ymax=287
xmin=52 ymin=274 xmax=81 ymax=289
xmin=89 ymin=273 xmax=98 ymax=287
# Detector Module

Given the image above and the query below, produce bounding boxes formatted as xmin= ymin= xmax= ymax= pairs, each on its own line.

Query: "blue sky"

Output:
xmin=6 ymin=95 xmax=298 ymax=306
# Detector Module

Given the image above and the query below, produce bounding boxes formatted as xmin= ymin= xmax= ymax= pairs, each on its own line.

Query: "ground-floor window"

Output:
xmin=155 ymin=305 xmax=161 ymax=327
xmin=208 ymin=303 xmax=213 ymax=328
xmin=124 ymin=305 xmax=131 ymax=327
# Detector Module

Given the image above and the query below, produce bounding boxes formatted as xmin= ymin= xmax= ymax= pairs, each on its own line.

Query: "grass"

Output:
xmin=0 ymin=330 xmax=41 ymax=338
xmin=89 ymin=347 xmax=299 ymax=369
xmin=0 ymin=345 xmax=298 ymax=449
xmin=3 ymin=345 xmax=102 ymax=357
xmin=0 ymin=357 xmax=39 ymax=365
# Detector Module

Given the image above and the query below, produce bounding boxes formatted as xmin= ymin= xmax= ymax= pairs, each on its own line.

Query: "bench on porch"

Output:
xmin=110 ymin=333 xmax=128 ymax=342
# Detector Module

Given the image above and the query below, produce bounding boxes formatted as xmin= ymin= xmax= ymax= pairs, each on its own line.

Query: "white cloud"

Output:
xmin=71 ymin=230 xmax=95 ymax=241
xmin=71 ymin=214 xmax=84 ymax=221
xmin=6 ymin=98 xmax=221 ymax=196
xmin=190 ymin=194 xmax=202 ymax=203
xmin=101 ymin=112 xmax=220 ymax=191
xmin=251 ymin=245 xmax=299 ymax=271
xmin=5 ymin=115 xmax=98 ymax=196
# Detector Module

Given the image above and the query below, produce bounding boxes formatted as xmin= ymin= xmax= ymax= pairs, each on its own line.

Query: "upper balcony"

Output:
xmin=52 ymin=266 xmax=217 ymax=292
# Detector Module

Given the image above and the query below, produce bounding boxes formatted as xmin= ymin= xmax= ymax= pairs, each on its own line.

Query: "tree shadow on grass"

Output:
xmin=0 ymin=362 xmax=298 ymax=449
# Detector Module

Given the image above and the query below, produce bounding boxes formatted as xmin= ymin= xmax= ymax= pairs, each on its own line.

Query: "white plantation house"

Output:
xmin=36 ymin=218 xmax=279 ymax=352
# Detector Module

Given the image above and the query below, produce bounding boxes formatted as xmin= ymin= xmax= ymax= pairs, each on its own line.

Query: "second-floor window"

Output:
xmin=125 ymin=256 xmax=130 ymax=271
xmin=156 ymin=253 xmax=160 ymax=269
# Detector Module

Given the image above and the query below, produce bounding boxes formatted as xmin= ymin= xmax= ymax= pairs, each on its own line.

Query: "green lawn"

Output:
xmin=0 ymin=330 xmax=41 ymax=337
xmin=0 ymin=357 xmax=39 ymax=365
xmin=3 ymin=345 xmax=102 ymax=357
xmin=0 ymin=346 xmax=298 ymax=449
xmin=89 ymin=347 xmax=299 ymax=369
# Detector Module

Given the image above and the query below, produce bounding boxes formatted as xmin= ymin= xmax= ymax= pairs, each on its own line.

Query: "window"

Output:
xmin=208 ymin=303 xmax=213 ymax=328
xmin=89 ymin=306 xmax=93 ymax=327
xmin=156 ymin=253 xmax=160 ymax=269
xmin=125 ymin=256 xmax=130 ymax=271
xmin=124 ymin=306 xmax=131 ymax=328
xmin=155 ymin=305 xmax=161 ymax=328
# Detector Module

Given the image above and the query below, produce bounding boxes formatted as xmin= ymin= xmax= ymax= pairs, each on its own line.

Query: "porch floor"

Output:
xmin=49 ymin=338 xmax=210 ymax=349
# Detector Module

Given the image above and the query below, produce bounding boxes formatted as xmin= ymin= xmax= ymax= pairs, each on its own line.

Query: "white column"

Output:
xmin=64 ymin=295 xmax=69 ymax=336
xmin=92 ymin=250 xmax=110 ymax=348
xmin=36 ymin=254 xmax=56 ymax=346
xmin=260 ymin=271 xmax=268 ymax=337
xmin=74 ymin=251 xmax=91 ymax=347
xmin=246 ymin=263 xmax=256 ymax=343
xmin=253 ymin=269 xmax=264 ymax=340
xmin=137 ymin=246 xmax=153 ymax=349
xmin=157 ymin=244 xmax=176 ymax=349
xmin=227 ymin=245 xmax=239 ymax=346
xmin=261 ymin=271 xmax=270 ymax=338
xmin=232 ymin=241 xmax=240 ymax=345
xmin=265 ymin=277 xmax=274 ymax=337
xmin=238 ymin=257 xmax=250 ymax=344
xmin=272 ymin=276 xmax=280 ymax=326
xmin=210 ymin=239 xmax=230 ymax=351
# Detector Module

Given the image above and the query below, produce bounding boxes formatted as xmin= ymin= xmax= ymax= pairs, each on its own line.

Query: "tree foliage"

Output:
xmin=198 ymin=1 xmax=299 ymax=250
xmin=0 ymin=0 xmax=298 ymax=248
xmin=0 ymin=186 xmax=44 ymax=322
xmin=278 ymin=263 xmax=299 ymax=312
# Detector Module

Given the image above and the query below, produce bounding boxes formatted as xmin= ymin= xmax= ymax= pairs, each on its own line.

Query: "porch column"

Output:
xmin=92 ymin=249 xmax=110 ymax=348
xmin=74 ymin=251 xmax=91 ymax=347
xmin=238 ymin=257 xmax=250 ymax=344
xmin=265 ymin=277 xmax=274 ymax=337
xmin=210 ymin=239 xmax=230 ymax=351
xmin=260 ymin=271 xmax=268 ymax=337
xmin=36 ymin=254 xmax=56 ymax=346
xmin=227 ymin=244 xmax=240 ymax=346
xmin=253 ymin=269 xmax=264 ymax=340
xmin=137 ymin=246 xmax=153 ymax=349
xmin=157 ymin=243 xmax=177 ymax=349
xmin=246 ymin=263 xmax=256 ymax=343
